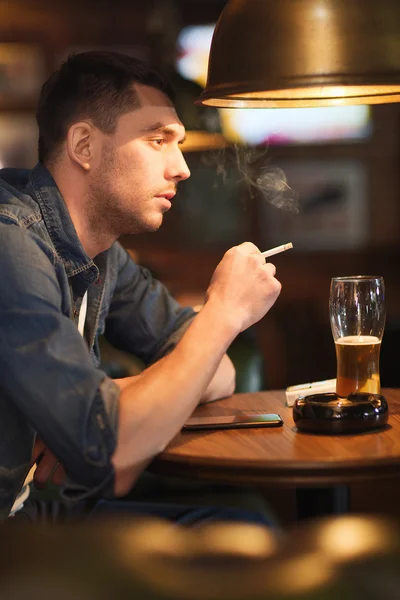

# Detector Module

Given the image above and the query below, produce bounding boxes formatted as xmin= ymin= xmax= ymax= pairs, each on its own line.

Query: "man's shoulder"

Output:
xmin=0 ymin=168 xmax=41 ymax=226
xmin=0 ymin=168 xmax=56 ymax=266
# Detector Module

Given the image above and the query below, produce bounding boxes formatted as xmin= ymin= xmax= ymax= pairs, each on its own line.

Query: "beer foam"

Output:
xmin=335 ymin=335 xmax=381 ymax=345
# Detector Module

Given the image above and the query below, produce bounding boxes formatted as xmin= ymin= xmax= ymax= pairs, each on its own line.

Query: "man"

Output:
xmin=0 ymin=51 xmax=281 ymax=523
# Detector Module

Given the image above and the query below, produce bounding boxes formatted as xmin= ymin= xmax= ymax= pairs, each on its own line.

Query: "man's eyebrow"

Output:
xmin=139 ymin=123 xmax=186 ymax=143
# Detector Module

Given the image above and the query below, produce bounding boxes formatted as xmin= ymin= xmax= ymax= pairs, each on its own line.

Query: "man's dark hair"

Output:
xmin=36 ymin=51 xmax=175 ymax=165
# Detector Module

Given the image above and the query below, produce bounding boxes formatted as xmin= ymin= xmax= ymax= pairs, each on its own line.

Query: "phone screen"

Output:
xmin=183 ymin=413 xmax=283 ymax=430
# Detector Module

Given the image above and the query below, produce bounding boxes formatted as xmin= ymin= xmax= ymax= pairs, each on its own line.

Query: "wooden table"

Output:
xmin=151 ymin=389 xmax=400 ymax=519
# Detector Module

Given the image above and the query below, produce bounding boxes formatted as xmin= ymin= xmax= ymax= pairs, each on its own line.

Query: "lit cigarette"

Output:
xmin=261 ymin=242 xmax=293 ymax=258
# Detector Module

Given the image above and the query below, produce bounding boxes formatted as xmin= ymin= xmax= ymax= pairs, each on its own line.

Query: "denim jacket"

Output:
xmin=0 ymin=163 xmax=195 ymax=519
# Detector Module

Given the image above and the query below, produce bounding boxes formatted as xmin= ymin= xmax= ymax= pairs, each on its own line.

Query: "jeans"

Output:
xmin=11 ymin=496 xmax=273 ymax=528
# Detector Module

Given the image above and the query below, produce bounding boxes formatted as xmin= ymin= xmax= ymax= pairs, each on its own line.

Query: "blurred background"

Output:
xmin=1 ymin=0 xmax=400 ymax=390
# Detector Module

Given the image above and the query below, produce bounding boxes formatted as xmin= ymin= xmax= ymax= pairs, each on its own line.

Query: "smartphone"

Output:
xmin=182 ymin=413 xmax=283 ymax=431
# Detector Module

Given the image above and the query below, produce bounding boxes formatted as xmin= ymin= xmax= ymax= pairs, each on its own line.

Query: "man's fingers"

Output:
xmin=235 ymin=241 xmax=261 ymax=255
xmin=51 ymin=462 xmax=66 ymax=487
xmin=33 ymin=448 xmax=61 ymax=489
xmin=264 ymin=262 xmax=276 ymax=277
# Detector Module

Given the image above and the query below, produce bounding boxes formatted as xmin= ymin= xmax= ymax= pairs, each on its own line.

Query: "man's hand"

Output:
xmin=205 ymin=242 xmax=282 ymax=333
xmin=31 ymin=438 xmax=66 ymax=489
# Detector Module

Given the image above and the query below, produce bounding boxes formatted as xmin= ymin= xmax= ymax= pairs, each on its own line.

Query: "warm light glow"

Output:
xmin=0 ymin=44 xmax=45 ymax=100
xmin=314 ymin=2 xmax=331 ymax=20
xmin=180 ymin=131 xmax=228 ymax=152
xmin=316 ymin=517 xmax=396 ymax=561
xmin=177 ymin=24 xmax=215 ymax=88
xmin=117 ymin=519 xmax=190 ymax=562
xmin=197 ymin=522 xmax=277 ymax=558
xmin=222 ymin=105 xmax=370 ymax=145
xmin=201 ymin=84 xmax=400 ymax=107
xmin=269 ymin=553 xmax=335 ymax=594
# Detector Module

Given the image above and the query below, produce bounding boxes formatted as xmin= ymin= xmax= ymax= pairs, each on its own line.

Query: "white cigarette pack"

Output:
xmin=285 ymin=378 xmax=337 ymax=407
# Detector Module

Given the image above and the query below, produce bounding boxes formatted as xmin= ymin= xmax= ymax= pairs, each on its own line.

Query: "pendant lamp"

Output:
xmin=197 ymin=0 xmax=400 ymax=108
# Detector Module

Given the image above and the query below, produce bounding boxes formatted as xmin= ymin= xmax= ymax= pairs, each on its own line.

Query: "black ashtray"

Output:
xmin=293 ymin=392 xmax=388 ymax=434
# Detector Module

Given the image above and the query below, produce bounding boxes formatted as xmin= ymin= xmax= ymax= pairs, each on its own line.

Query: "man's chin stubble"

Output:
xmin=123 ymin=216 xmax=164 ymax=236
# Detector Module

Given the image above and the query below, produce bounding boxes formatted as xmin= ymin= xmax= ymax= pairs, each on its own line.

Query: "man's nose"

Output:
xmin=169 ymin=149 xmax=191 ymax=182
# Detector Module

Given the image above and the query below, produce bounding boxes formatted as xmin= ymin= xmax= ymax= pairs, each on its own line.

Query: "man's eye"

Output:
xmin=152 ymin=138 xmax=165 ymax=147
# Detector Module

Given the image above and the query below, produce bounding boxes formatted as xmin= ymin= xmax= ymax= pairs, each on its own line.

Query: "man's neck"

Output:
xmin=65 ymin=201 xmax=117 ymax=258
xmin=49 ymin=165 xmax=117 ymax=259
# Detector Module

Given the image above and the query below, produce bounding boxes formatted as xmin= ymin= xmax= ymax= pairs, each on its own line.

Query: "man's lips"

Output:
xmin=157 ymin=192 xmax=176 ymax=200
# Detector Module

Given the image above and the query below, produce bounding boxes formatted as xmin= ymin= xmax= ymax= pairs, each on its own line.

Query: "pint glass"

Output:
xmin=329 ymin=276 xmax=386 ymax=397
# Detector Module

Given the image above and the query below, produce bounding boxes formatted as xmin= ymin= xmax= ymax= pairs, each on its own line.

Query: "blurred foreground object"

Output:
xmin=2 ymin=515 xmax=400 ymax=599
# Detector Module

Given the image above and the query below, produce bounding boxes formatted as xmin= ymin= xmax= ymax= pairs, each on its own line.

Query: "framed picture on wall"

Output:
xmin=0 ymin=44 xmax=45 ymax=106
xmin=260 ymin=159 xmax=368 ymax=250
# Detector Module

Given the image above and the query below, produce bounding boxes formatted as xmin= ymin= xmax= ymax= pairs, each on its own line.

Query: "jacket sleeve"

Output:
xmin=104 ymin=244 xmax=196 ymax=365
xmin=0 ymin=224 xmax=119 ymax=496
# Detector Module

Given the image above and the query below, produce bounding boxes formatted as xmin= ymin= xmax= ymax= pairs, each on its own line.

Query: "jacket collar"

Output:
xmin=27 ymin=163 xmax=97 ymax=280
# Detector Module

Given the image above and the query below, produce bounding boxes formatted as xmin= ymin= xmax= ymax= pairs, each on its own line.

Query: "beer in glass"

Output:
xmin=329 ymin=276 xmax=385 ymax=397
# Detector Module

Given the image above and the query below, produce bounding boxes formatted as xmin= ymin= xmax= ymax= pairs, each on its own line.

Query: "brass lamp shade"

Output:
xmin=197 ymin=0 xmax=400 ymax=108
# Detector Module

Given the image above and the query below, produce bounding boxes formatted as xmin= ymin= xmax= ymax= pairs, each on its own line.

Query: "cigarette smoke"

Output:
xmin=203 ymin=145 xmax=299 ymax=213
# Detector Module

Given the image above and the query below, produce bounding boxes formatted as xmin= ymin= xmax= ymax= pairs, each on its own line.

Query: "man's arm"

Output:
xmin=105 ymin=247 xmax=235 ymax=404
xmin=116 ymin=350 xmax=235 ymax=405
xmin=199 ymin=353 xmax=235 ymax=403
xmin=111 ymin=242 xmax=281 ymax=496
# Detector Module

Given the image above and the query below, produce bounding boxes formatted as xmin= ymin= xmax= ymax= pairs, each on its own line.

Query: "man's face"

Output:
xmin=88 ymin=83 xmax=190 ymax=236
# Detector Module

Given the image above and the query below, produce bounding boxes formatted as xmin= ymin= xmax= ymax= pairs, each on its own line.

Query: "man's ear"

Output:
xmin=66 ymin=122 xmax=96 ymax=172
